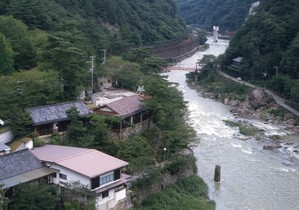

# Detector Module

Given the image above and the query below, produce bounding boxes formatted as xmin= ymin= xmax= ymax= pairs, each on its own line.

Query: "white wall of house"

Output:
xmin=0 ymin=130 xmax=13 ymax=144
xmin=16 ymin=140 xmax=33 ymax=151
xmin=115 ymin=188 xmax=126 ymax=202
xmin=50 ymin=164 xmax=90 ymax=188
xmin=95 ymin=187 xmax=126 ymax=210
xmin=45 ymin=163 xmax=127 ymax=210
xmin=96 ymin=188 xmax=115 ymax=210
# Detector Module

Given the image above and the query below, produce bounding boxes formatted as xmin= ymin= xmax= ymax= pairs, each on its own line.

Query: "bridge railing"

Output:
xmin=162 ymin=66 xmax=199 ymax=71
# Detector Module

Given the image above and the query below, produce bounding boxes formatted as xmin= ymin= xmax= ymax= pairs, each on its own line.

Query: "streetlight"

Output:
xmin=163 ymin=147 xmax=167 ymax=161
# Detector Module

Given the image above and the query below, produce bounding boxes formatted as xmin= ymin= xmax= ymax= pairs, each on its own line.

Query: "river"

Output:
xmin=162 ymin=38 xmax=299 ymax=210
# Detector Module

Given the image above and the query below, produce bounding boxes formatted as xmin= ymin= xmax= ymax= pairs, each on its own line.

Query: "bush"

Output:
xmin=132 ymin=175 xmax=215 ymax=210
xmin=268 ymin=108 xmax=285 ymax=119
xmin=224 ymin=120 xmax=258 ymax=136
xmin=166 ymin=154 xmax=196 ymax=175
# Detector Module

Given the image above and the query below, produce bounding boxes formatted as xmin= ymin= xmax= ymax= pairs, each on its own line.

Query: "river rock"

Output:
xmin=229 ymin=99 xmax=240 ymax=106
xmin=202 ymin=92 xmax=215 ymax=99
xmin=263 ymin=144 xmax=282 ymax=150
xmin=223 ymin=98 xmax=229 ymax=105
xmin=247 ymin=88 xmax=272 ymax=109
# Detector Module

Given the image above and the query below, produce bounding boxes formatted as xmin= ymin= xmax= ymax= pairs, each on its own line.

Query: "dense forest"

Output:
xmin=0 ymin=1 xmax=214 ymax=209
xmin=224 ymin=0 xmax=299 ymax=106
xmin=174 ymin=0 xmax=257 ymax=32
xmin=0 ymin=0 xmax=189 ymax=119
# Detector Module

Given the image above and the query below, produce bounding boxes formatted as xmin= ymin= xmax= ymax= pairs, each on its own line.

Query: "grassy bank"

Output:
xmin=132 ymin=175 xmax=215 ymax=210
xmin=198 ymin=70 xmax=253 ymax=101
xmin=223 ymin=120 xmax=259 ymax=137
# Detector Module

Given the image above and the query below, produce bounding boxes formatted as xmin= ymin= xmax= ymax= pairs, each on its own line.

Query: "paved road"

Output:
xmin=217 ymin=70 xmax=299 ymax=118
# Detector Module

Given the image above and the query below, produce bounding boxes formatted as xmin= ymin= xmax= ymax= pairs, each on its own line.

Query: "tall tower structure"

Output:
xmin=213 ymin=26 xmax=219 ymax=43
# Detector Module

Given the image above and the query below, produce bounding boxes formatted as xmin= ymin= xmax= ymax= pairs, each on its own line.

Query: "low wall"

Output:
xmin=152 ymin=36 xmax=198 ymax=60
xmin=0 ymin=130 xmax=13 ymax=144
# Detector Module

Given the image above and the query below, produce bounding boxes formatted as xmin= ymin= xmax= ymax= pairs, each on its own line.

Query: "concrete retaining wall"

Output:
xmin=152 ymin=36 xmax=198 ymax=60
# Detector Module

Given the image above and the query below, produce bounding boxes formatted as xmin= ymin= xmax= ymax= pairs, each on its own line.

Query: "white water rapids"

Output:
xmin=162 ymin=38 xmax=299 ymax=210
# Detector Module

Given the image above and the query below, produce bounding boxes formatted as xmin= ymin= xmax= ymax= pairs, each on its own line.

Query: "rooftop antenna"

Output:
xmin=136 ymin=85 xmax=145 ymax=95
xmin=90 ymin=56 xmax=96 ymax=93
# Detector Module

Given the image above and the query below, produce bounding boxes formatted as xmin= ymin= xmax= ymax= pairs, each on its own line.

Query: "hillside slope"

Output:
xmin=224 ymin=0 xmax=299 ymax=105
xmin=0 ymin=0 xmax=188 ymax=68
xmin=174 ymin=0 xmax=257 ymax=32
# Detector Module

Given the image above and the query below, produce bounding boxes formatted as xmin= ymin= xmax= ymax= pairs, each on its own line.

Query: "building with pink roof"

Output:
xmin=32 ymin=144 xmax=130 ymax=210
xmin=92 ymin=95 xmax=152 ymax=140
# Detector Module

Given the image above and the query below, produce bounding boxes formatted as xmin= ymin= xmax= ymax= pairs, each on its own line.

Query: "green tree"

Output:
xmin=9 ymin=111 xmax=32 ymax=138
xmin=103 ymin=56 xmax=143 ymax=90
xmin=143 ymin=74 xmax=186 ymax=129
xmin=43 ymin=34 xmax=89 ymax=99
xmin=0 ymin=33 xmax=14 ymax=75
xmin=0 ymin=15 xmax=36 ymax=70
xmin=0 ymin=69 xmax=63 ymax=119
xmin=7 ymin=0 xmax=50 ymax=29
xmin=61 ymin=181 xmax=95 ymax=210
xmin=66 ymin=107 xmax=89 ymax=147
xmin=196 ymin=30 xmax=208 ymax=45
xmin=10 ymin=181 xmax=57 ymax=210
xmin=0 ymin=184 xmax=8 ymax=210
xmin=87 ymin=115 xmax=118 ymax=154
xmin=117 ymin=135 xmax=153 ymax=172
xmin=280 ymin=34 xmax=299 ymax=78
xmin=142 ymin=73 xmax=196 ymax=153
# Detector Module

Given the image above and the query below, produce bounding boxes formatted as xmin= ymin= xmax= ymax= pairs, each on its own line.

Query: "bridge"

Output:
xmin=162 ymin=66 xmax=199 ymax=72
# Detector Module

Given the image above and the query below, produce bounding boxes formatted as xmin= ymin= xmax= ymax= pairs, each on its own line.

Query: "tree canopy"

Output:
xmin=174 ymin=0 xmax=257 ymax=32
xmin=223 ymin=0 xmax=299 ymax=102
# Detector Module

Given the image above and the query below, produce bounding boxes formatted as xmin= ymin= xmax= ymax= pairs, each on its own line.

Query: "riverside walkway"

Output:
xmin=217 ymin=69 xmax=299 ymax=118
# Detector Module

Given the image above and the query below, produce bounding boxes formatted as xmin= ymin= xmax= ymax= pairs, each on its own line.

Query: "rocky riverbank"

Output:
xmin=191 ymin=84 xmax=299 ymax=154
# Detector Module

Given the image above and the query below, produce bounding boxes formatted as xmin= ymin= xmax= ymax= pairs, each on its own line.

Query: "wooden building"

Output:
xmin=25 ymin=101 xmax=90 ymax=136
xmin=92 ymin=95 xmax=151 ymax=139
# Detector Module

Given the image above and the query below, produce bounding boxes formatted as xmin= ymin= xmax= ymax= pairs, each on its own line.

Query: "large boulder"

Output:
xmin=246 ymin=88 xmax=272 ymax=109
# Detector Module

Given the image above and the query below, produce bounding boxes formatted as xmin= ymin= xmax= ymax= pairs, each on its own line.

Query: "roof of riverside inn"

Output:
xmin=31 ymin=145 xmax=128 ymax=178
xmin=104 ymin=95 xmax=143 ymax=117
xmin=25 ymin=101 xmax=89 ymax=125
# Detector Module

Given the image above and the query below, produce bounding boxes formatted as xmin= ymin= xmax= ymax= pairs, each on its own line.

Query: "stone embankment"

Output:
xmin=200 ymin=86 xmax=299 ymax=153
xmin=152 ymin=35 xmax=199 ymax=61
xmin=201 ymin=87 xmax=299 ymax=133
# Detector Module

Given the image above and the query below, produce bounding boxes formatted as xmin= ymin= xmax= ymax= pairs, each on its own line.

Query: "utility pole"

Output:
xmin=102 ymin=49 xmax=107 ymax=64
xmin=90 ymin=56 xmax=96 ymax=93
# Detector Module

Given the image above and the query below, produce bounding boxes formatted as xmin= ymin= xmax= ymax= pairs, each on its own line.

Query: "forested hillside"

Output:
xmin=0 ymin=0 xmax=188 ymax=119
xmin=224 ymin=0 xmax=299 ymax=105
xmin=174 ymin=0 xmax=257 ymax=32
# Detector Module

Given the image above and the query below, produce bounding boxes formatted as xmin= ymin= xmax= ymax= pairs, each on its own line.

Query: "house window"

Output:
xmin=114 ymin=169 xmax=120 ymax=180
xmin=60 ymin=173 xmax=67 ymax=180
xmin=102 ymin=190 xmax=109 ymax=198
xmin=91 ymin=177 xmax=100 ymax=189
xmin=100 ymin=173 xmax=114 ymax=185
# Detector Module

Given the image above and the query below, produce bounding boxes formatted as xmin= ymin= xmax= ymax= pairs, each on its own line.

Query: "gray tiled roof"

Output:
xmin=25 ymin=101 xmax=90 ymax=125
xmin=0 ymin=149 xmax=45 ymax=180
xmin=1 ymin=167 xmax=54 ymax=189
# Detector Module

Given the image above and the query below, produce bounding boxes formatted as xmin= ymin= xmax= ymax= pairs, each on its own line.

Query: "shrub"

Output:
xmin=224 ymin=120 xmax=258 ymax=136
xmin=132 ymin=175 xmax=215 ymax=210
